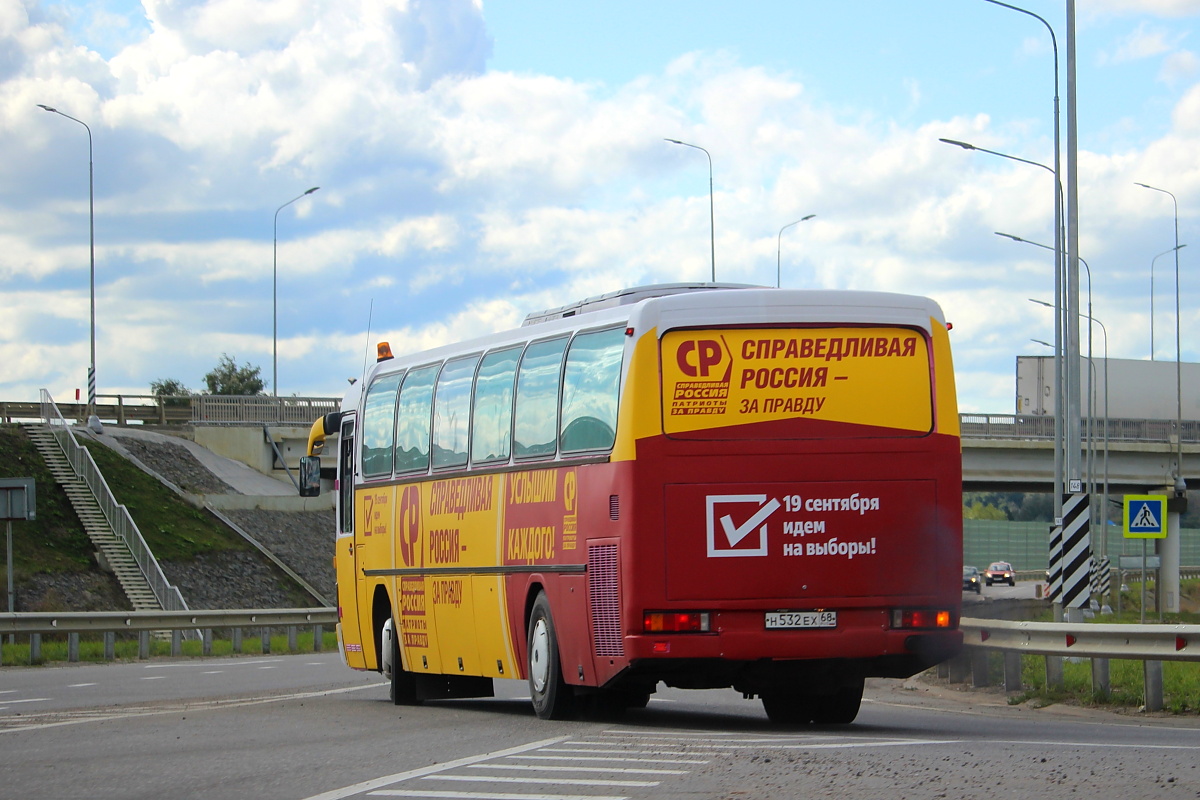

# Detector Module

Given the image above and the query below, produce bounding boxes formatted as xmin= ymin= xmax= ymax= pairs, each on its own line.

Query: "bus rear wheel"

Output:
xmin=809 ymin=678 xmax=864 ymax=724
xmin=760 ymin=690 xmax=814 ymax=724
xmin=761 ymin=678 xmax=863 ymax=725
xmin=527 ymin=592 xmax=575 ymax=720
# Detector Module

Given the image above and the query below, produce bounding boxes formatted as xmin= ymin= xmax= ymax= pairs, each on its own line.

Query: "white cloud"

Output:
xmin=2 ymin=0 xmax=1200 ymax=417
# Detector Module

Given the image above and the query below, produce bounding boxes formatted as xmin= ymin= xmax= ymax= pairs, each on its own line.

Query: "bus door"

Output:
xmin=334 ymin=416 xmax=370 ymax=669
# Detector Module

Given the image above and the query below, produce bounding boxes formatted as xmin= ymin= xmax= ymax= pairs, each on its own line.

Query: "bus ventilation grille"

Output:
xmin=588 ymin=544 xmax=624 ymax=658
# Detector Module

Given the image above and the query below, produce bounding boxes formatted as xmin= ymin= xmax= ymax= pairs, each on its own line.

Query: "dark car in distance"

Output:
xmin=962 ymin=566 xmax=982 ymax=593
xmin=985 ymin=561 xmax=1016 ymax=586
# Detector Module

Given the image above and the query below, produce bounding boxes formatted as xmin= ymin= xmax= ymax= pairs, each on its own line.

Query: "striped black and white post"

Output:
xmin=1047 ymin=523 xmax=1063 ymax=603
xmin=1095 ymin=554 xmax=1111 ymax=602
xmin=1060 ymin=492 xmax=1093 ymax=609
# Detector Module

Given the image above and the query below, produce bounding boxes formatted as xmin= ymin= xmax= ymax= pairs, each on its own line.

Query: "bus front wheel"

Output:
xmin=527 ymin=592 xmax=575 ymax=720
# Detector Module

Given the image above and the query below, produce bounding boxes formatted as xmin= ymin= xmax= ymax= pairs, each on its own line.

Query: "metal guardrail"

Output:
xmin=0 ymin=607 xmax=337 ymax=635
xmin=955 ymin=615 xmax=1198 ymax=711
xmin=960 ymin=617 xmax=1200 ymax=661
xmin=40 ymin=390 xmax=189 ymax=615
xmin=0 ymin=608 xmax=338 ymax=664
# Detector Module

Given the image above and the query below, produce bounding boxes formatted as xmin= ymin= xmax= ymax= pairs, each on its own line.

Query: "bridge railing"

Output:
xmin=958 ymin=413 xmax=1200 ymax=443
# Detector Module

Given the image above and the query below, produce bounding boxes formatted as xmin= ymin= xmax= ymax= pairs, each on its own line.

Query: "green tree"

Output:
xmin=203 ymin=354 xmax=265 ymax=396
xmin=150 ymin=377 xmax=192 ymax=408
xmin=963 ymin=500 xmax=1007 ymax=521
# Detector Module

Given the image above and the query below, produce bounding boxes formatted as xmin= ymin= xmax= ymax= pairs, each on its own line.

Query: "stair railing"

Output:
xmin=38 ymin=390 xmax=189 ymax=613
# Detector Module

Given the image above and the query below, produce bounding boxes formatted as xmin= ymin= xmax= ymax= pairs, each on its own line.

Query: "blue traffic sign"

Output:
xmin=1123 ymin=494 xmax=1167 ymax=539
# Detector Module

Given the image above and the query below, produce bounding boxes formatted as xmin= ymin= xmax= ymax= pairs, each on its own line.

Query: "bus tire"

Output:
xmin=809 ymin=678 xmax=864 ymax=725
xmin=527 ymin=592 xmax=575 ymax=720
xmin=760 ymin=690 xmax=814 ymax=725
xmin=386 ymin=617 xmax=419 ymax=706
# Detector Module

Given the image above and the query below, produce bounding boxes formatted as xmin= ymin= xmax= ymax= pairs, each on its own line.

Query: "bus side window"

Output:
xmin=361 ymin=373 xmax=402 ymax=478
xmin=395 ymin=364 xmax=439 ymax=473
xmin=433 ymin=354 xmax=480 ymax=470
xmin=560 ymin=326 xmax=624 ymax=453
xmin=513 ymin=337 xmax=568 ymax=459
xmin=471 ymin=346 xmax=521 ymax=464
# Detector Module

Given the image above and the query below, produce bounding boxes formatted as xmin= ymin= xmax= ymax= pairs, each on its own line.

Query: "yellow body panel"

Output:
xmin=661 ymin=327 xmax=933 ymax=434
xmin=349 ymin=474 xmax=523 ymax=679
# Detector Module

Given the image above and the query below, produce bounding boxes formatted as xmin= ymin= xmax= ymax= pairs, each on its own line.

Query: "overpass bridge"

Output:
xmin=960 ymin=413 xmax=1200 ymax=495
xmin=2 ymin=397 xmax=1195 ymax=495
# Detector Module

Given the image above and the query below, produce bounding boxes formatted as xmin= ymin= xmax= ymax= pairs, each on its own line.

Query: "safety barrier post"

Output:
xmin=1003 ymin=652 xmax=1022 ymax=692
xmin=1092 ymin=657 xmax=1110 ymax=699
xmin=138 ymin=631 xmax=150 ymax=659
xmin=202 ymin=629 xmax=212 ymax=656
xmin=171 ymin=629 xmax=182 ymax=656
xmin=287 ymin=626 xmax=298 ymax=653
xmin=67 ymin=633 xmax=79 ymax=662
xmin=30 ymin=633 xmax=40 ymax=663
xmin=313 ymin=625 xmax=323 ymax=652
xmin=103 ymin=632 xmax=115 ymax=661
xmin=261 ymin=627 xmax=270 ymax=654
xmin=971 ymin=649 xmax=990 ymax=687
xmin=1144 ymin=660 xmax=1164 ymax=711
xmin=232 ymin=627 xmax=242 ymax=654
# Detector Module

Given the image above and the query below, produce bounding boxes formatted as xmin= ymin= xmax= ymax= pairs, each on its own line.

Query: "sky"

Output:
xmin=3 ymin=0 xmax=1200 ymax=414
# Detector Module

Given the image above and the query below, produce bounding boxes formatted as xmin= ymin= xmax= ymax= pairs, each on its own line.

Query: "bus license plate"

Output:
xmin=765 ymin=610 xmax=837 ymax=630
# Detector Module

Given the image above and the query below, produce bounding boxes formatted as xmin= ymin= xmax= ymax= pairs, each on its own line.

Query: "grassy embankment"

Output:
xmin=0 ymin=423 xmax=248 ymax=596
xmin=0 ymin=424 xmax=325 ymax=664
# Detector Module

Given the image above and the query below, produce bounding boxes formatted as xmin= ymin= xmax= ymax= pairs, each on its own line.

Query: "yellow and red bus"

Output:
xmin=301 ymin=284 xmax=962 ymax=723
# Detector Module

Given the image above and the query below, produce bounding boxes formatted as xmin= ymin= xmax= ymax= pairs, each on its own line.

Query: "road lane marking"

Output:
xmin=508 ymin=754 xmax=708 ymax=764
xmin=370 ymin=792 xmax=626 ymax=800
xmin=0 ymin=681 xmax=386 ymax=734
xmin=68 ymin=683 xmax=96 ymax=688
xmin=467 ymin=764 xmax=687 ymax=775
xmin=298 ymin=737 xmax=572 ymax=800
xmin=424 ymin=775 xmax=657 ymax=788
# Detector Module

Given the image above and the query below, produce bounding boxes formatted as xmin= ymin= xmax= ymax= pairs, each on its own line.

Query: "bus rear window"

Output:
xmin=660 ymin=327 xmax=933 ymax=439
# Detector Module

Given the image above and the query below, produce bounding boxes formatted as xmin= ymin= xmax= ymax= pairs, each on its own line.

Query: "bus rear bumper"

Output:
xmin=619 ymin=627 xmax=962 ymax=689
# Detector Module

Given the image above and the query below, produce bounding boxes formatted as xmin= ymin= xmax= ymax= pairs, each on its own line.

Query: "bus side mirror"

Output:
xmin=299 ymin=456 xmax=322 ymax=497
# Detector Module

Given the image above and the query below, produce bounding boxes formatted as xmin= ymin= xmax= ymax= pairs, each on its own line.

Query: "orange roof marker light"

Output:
xmin=377 ymin=342 xmax=394 ymax=362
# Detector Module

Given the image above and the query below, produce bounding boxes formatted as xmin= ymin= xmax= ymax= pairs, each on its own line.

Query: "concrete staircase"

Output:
xmin=25 ymin=424 xmax=164 ymax=611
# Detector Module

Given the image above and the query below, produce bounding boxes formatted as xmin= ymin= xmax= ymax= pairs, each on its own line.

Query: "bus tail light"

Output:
xmin=891 ymin=608 xmax=954 ymax=630
xmin=643 ymin=611 xmax=710 ymax=633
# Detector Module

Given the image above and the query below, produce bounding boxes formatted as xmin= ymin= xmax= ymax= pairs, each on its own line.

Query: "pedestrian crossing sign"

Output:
xmin=1124 ymin=494 xmax=1167 ymax=539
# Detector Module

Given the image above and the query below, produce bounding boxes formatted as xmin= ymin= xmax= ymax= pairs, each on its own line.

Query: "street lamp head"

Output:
xmin=801 ymin=214 xmax=816 ymax=221
xmin=1028 ymin=298 xmax=1052 ymax=309
xmin=938 ymin=138 xmax=976 ymax=151
xmin=304 ymin=186 xmax=320 ymax=196
xmin=994 ymin=231 xmax=1026 ymax=243
xmin=37 ymin=104 xmax=57 ymax=113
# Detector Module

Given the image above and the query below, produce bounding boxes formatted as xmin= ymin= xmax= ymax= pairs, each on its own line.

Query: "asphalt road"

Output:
xmin=2 ymin=649 xmax=1198 ymax=800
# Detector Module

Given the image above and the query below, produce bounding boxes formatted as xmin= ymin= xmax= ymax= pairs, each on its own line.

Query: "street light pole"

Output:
xmin=776 ymin=215 xmax=816 ymax=288
xmin=1135 ymin=181 xmax=1184 ymax=614
xmin=942 ymin=137 xmax=1064 ymax=517
xmin=665 ymin=138 xmax=715 ymax=282
xmin=273 ymin=187 xmax=320 ymax=397
xmin=37 ymin=104 xmax=96 ymax=414
xmin=1148 ymin=244 xmax=1188 ymax=361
